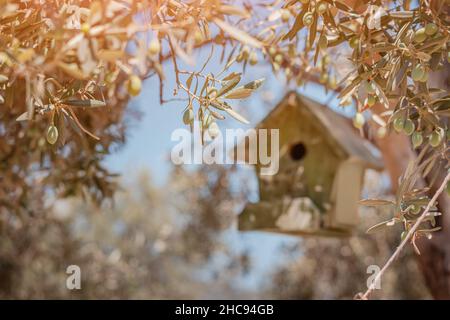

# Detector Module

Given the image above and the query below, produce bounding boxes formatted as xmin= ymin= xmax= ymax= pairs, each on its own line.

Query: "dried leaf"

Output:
xmin=366 ymin=219 xmax=397 ymax=234
xmin=213 ymin=18 xmax=262 ymax=48
xmin=223 ymin=107 xmax=249 ymax=124
xmin=62 ymin=99 xmax=106 ymax=108
xmin=216 ymin=75 xmax=241 ymax=98
xmin=359 ymin=199 xmax=396 ymax=206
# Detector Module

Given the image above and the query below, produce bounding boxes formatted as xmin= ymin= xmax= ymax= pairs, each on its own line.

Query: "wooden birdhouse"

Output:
xmin=238 ymin=92 xmax=384 ymax=237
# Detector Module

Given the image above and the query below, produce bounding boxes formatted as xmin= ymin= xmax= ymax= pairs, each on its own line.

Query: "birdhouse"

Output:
xmin=238 ymin=92 xmax=384 ymax=237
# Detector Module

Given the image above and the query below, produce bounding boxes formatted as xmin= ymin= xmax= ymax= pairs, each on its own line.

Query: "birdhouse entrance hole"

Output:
xmin=289 ymin=142 xmax=307 ymax=161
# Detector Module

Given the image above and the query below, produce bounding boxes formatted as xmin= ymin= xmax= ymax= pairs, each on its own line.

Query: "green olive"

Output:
xmin=194 ymin=30 xmax=204 ymax=45
xmin=419 ymin=70 xmax=429 ymax=82
xmin=81 ymin=23 xmax=90 ymax=34
xmin=328 ymin=76 xmax=337 ymax=90
xmin=411 ymin=131 xmax=423 ymax=149
xmin=208 ymin=122 xmax=220 ymax=139
xmin=127 ymin=75 xmax=142 ymax=96
xmin=377 ymin=127 xmax=387 ymax=138
xmin=425 ymin=23 xmax=438 ymax=36
xmin=236 ymin=51 xmax=244 ymax=63
xmin=319 ymin=73 xmax=328 ymax=84
xmin=285 ymin=67 xmax=292 ymax=78
xmin=349 ymin=37 xmax=359 ymax=49
xmin=411 ymin=65 xmax=425 ymax=82
xmin=281 ymin=9 xmax=291 ymax=22
xmin=249 ymin=52 xmax=258 ymax=65
xmin=183 ymin=109 xmax=194 ymax=125
xmin=413 ymin=28 xmax=427 ymax=43
xmin=318 ymin=35 xmax=328 ymax=50
xmin=393 ymin=118 xmax=405 ymax=133
xmin=429 ymin=129 xmax=444 ymax=147
xmin=322 ymin=55 xmax=331 ymax=65
xmin=274 ymin=54 xmax=283 ymax=64
xmin=268 ymin=46 xmax=277 ymax=56
xmin=302 ymin=12 xmax=314 ymax=26
xmin=273 ymin=62 xmax=280 ymax=71
xmin=400 ymin=231 xmax=407 ymax=241
xmin=353 ymin=112 xmax=365 ymax=129
xmin=148 ymin=39 xmax=161 ymax=56
xmin=241 ymin=46 xmax=250 ymax=60
xmin=46 ymin=125 xmax=59 ymax=145
xmin=316 ymin=2 xmax=328 ymax=14
xmin=367 ymin=95 xmax=376 ymax=107
xmin=403 ymin=119 xmax=415 ymax=135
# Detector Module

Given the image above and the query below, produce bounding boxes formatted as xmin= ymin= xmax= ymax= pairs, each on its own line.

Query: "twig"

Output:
xmin=360 ymin=170 xmax=450 ymax=300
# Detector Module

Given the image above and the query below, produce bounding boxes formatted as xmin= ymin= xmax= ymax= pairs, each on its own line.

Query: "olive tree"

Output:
xmin=1 ymin=0 xmax=449 ymax=298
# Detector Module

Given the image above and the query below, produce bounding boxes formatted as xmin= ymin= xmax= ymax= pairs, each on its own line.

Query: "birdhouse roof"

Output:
xmin=257 ymin=91 xmax=384 ymax=170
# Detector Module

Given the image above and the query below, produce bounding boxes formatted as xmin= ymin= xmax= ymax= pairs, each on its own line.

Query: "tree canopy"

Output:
xmin=0 ymin=0 xmax=449 ymax=298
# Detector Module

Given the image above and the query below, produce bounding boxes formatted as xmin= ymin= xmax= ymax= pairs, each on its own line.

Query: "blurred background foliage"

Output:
xmin=0 ymin=165 xmax=431 ymax=299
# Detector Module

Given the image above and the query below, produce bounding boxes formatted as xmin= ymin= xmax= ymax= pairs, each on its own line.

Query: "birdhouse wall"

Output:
xmin=329 ymin=159 xmax=364 ymax=229
xmin=256 ymin=100 xmax=344 ymax=212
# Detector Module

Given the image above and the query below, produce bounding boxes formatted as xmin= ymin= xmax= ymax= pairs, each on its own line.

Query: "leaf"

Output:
xmin=323 ymin=0 xmax=355 ymax=13
xmin=366 ymin=219 xmax=397 ymax=234
xmin=97 ymin=49 xmax=125 ymax=62
xmin=224 ymin=88 xmax=253 ymax=99
xmin=213 ymin=18 xmax=262 ymax=48
xmin=216 ymin=75 xmax=241 ymax=98
xmin=16 ymin=111 xmax=32 ymax=121
xmin=308 ymin=12 xmax=318 ymax=49
xmin=222 ymin=72 xmax=241 ymax=81
xmin=57 ymin=62 xmax=88 ymax=80
xmin=219 ymin=5 xmax=250 ymax=18
xmin=337 ymin=76 xmax=361 ymax=100
xmin=224 ymin=78 xmax=265 ymax=99
xmin=359 ymin=199 xmax=396 ymax=206
xmin=62 ymin=99 xmax=106 ymax=108
xmin=209 ymin=110 xmax=225 ymax=120
xmin=389 ymin=11 xmax=414 ymax=19
xmin=372 ymin=81 xmax=389 ymax=108
xmin=243 ymin=78 xmax=265 ymax=89
xmin=322 ymin=10 xmax=339 ymax=34
xmin=223 ymin=108 xmax=249 ymax=124
xmin=186 ymin=73 xmax=194 ymax=90
xmin=282 ymin=10 xmax=306 ymax=41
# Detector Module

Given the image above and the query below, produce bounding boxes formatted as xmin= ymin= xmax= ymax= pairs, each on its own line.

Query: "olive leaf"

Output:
xmin=223 ymin=108 xmax=249 ymax=124
xmin=16 ymin=111 xmax=32 ymax=121
xmin=62 ymin=99 xmax=106 ymax=108
xmin=372 ymin=81 xmax=390 ymax=108
xmin=213 ymin=18 xmax=262 ymax=48
xmin=57 ymin=62 xmax=88 ymax=80
xmin=223 ymin=78 xmax=265 ymax=99
xmin=366 ymin=219 xmax=398 ymax=234
xmin=283 ymin=10 xmax=306 ymax=41
xmin=216 ymin=76 xmax=241 ymax=98
xmin=359 ymin=199 xmax=396 ymax=206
